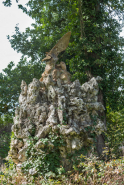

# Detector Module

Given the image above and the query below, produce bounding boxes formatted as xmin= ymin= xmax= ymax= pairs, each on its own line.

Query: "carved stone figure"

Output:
xmin=40 ymin=32 xmax=71 ymax=84
xmin=42 ymin=31 xmax=71 ymax=62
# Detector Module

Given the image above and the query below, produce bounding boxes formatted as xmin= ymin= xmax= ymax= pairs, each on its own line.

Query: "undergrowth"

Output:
xmin=0 ymin=155 xmax=123 ymax=185
xmin=21 ymin=131 xmax=66 ymax=177
xmin=0 ymin=109 xmax=124 ymax=184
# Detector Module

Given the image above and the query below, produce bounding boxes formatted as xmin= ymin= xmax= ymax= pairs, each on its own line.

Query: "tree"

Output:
xmin=0 ymin=60 xmax=45 ymax=115
xmin=2 ymin=0 xmax=124 ymax=155
xmin=106 ymin=107 xmax=124 ymax=157
xmin=3 ymin=0 xmax=124 ymax=110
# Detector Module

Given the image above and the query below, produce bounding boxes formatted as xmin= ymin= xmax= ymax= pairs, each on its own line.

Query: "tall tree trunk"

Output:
xmin=78 ymin=0 xmax=85 ymax=38
xmin=95 ymin=0 xmax=106 ymax=157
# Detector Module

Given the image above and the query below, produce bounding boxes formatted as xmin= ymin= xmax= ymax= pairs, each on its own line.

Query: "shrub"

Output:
xmin=106 ymin=108 xmax=124 ymax=157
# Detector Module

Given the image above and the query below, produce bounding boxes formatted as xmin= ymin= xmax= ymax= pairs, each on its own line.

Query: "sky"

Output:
xmin=0 ymin=0 xmax=34 ymax=73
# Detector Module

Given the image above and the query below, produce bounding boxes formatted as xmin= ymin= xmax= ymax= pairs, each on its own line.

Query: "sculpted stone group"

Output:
xmin=9 ymin=32 xmax=105 ymax=173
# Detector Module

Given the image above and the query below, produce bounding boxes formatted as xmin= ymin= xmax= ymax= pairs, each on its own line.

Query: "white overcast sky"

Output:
xmin=0 ymin=0 xmax=34 ymax=73
xmin=0 ymin=1 xmax=124 ymax=73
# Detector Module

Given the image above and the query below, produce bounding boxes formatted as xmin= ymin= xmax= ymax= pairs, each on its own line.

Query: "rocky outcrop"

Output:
xmin=8 ymin=32 xmax=105 ymax=174
xmin=9 ymin=70 xmax=105 ymax=173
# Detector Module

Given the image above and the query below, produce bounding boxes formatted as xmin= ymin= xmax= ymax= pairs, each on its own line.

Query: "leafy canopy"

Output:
xmin=0 ymin=60 xmax=45 ymax=115
xmin=1 ymin=0 xmax=124 ymax=115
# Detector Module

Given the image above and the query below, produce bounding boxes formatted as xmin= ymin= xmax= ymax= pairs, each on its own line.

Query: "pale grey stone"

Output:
xmin=71 ymin=138 xmax=83 ymax=150
xmin=48 ymin=85 xmax=56 ymax=101
xmin=9 ymin=62 xmax=105 ymax=172
xmin=36 ymin=125 xmax=51 ymax=139
xmin=19 ymin=80 xmax=27 ymax=105
xmin=29 ymin=168 xmax=38 ymax=175
xmin=18 ymin=147 xmax=27 ymax=162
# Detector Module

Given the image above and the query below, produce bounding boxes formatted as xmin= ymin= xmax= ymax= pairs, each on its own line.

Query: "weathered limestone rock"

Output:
xmin=9 ymin=72 xmax=105 ymax=171
xmin=9 ymin=32 xmax=105 ymax=173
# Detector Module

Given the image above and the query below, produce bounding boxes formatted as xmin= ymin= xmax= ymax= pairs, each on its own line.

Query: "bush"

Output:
xmin=106 ymin=108 xmax=124 ymax=157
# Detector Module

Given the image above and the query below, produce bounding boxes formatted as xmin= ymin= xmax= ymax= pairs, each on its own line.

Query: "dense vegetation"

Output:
xmin=1 ymin=0 xmax=124 ymax=114
xmin=0 ymin=0 xmax=124 ymax=184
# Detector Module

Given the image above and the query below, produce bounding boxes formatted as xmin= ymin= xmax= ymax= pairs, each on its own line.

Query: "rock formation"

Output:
xmin=9 ymin=75 xmax=105 ymax=172
xmin=9 ymin=32 xmax=105 ymax=175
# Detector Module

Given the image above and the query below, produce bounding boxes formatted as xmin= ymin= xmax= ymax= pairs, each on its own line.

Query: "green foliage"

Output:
xmin=0 ymin=159 xmax=16 ymax=185
xmin=85 ymin=115 xmax=98 ymax=145
xmin=2 ymin=0 xmax=12 ymax=7
xmin=2 ymin=0 xmax=124 ymax=113
xmin=10 ymin=132 xmax=16 ymax=140
xmin=1 ymin=0 xmax=124 ymax=183
xmin=0 ymin=114 xmax=12 ymax=127
xmin=0 ymin=115 xmax=12 ymax=159
xmin=106 ymin=107 xmax=124 ymax=157
xmin=0 ymin=132 xmax=11 ymax=159
xmin=10 ymin=0 xmax=124 ymax=111
xmin=0 ymin=60 xmax=45 ymax=115
xmin=22 ymin=131 xmax=66 ymax=176
xmin=0 ymin=155 xmax=124 ymax=184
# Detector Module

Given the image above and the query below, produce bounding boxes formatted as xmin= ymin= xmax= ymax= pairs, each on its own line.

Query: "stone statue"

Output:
xmin=42 ymin=31 xmax=71 ymax=62
xmin=40 ymin=32 xmax=71 ymax=84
